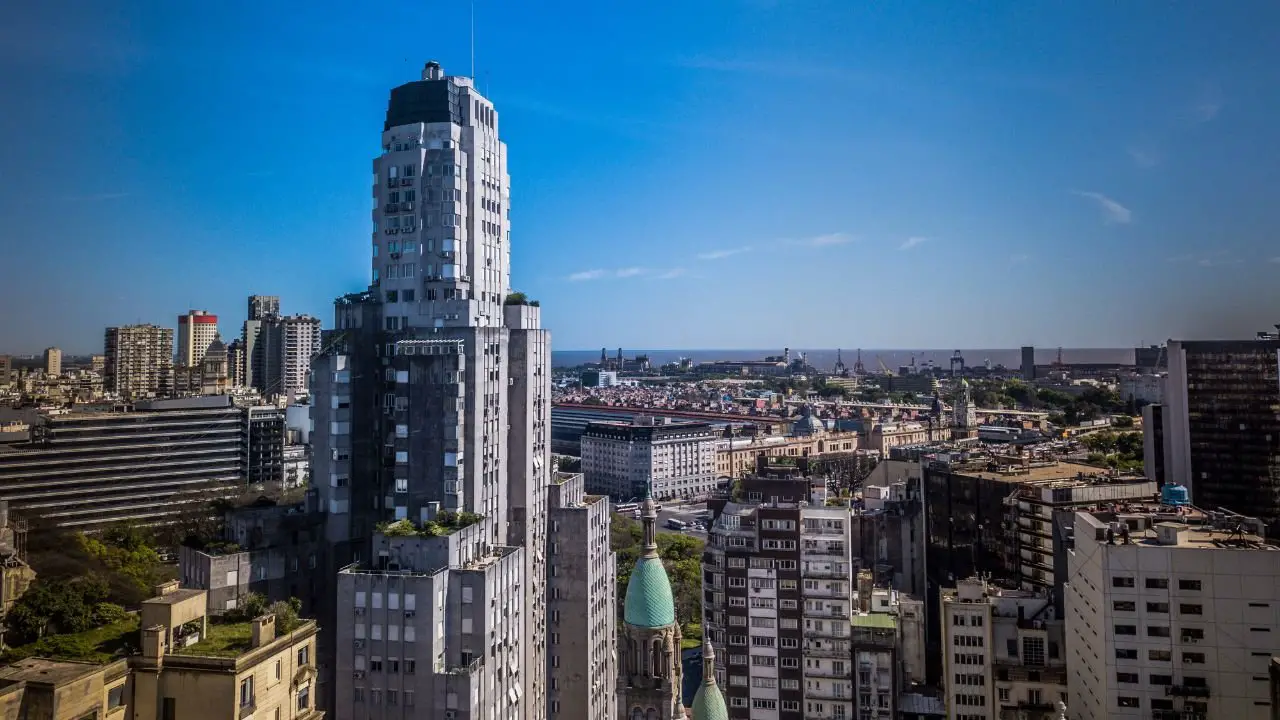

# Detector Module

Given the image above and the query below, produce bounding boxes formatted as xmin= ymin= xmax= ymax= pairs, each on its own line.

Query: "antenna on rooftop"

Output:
xmin=470 ymin=0 xmax=476 ymax=80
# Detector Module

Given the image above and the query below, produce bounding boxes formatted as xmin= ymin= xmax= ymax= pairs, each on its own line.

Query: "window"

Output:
xmin=1178 ymin=579 xmax=1202 ymax=591
xmin=108 ymin=684 xmax=125 ymax=709
xmin=240 ymin=677 xmax=254 ymax=708
xmin=275 ymin=660 xmax=282 ymax=680
xmin=1182 ymin=652 xmax=1205 ymax=664
xmin=1148 ymin=650 xmax=1171 ymax=662
xmin=1180 ymin=604 xmax=1203 ymax=615
xmin=297 ymin=683 xmax=311 ymax=711
xmin=1115 ymin=648 xmax=1138 ymax=660
xmin=162 ymin=698 xmax=176 ymax=720
xmin=1145 ymin=577 xmax=1169 ymax=589
xmin=1114 ymin=624 xmax=1137 ymax=635
xmin=405 ymin=658 xmax=416 ymax=674
xmin=1147 ymin=626 xmax=1171 ymax=638
xmin=1182 ymin=628 xmax=1205 ymax=641
xmin=1149 ymin=674 xmax=1172 ymax=686
xmin=1117 ymin=672 xmax=1139 ymax=684
xmin=1146 ymin=602 xmax=1169 ymax=613
xmin=298 ymin=646 xmax=309 ymax=667
xmin=1022 ymin=637 xmax=1045 ymax=667
xmin=1112 ymin=575 xmax=1135 ymax=588
xmin=370 ymin=657 xmax=383 ymax=672
xmin=1117 ymin=697 xmax=1139 ymax=708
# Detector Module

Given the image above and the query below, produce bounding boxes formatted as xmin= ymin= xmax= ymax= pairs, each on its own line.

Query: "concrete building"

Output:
xmin=0 ymin=355 xmax=10 ymax=387
xmin=580 ymin=370 xmax=618 ymax=388
xmin=90 ymin=354 xmax=105 ymax=374
xmin=941 ymin=577 xmax=1065 ymax=720
xmin=104 ymin=324 xmax=174 ymax=399
xmin=618 ymin=495 xmax=684 ymax=720
xmin=862 ymin=420 xmax=946 ymax=455
xmin=545 ymin=472 xmax=616 ymax=719
xmin=226 ymin=339 xmax=246 ymax=388
xmin=245 ymin=405 xmax=287 ymax=489
xmin=1117 ymin=373 xmax=1164 ymax=407
xmin=247 ymin=314 xmax=322 ymax=399
xmin=851 ymin=460 xmax=927 ymax=597
xmin=308 ymin=62 xmax=552 ymax=718
xmin=0 ymin=396 xmax=243 ymax=529
xmin=248 ymin=295 xmax=281 ymax=321
xmin=715 ymin=426 xmax=859 ymax=480
xmin=177 ymin=310 xmax=219 ymax=367
xmin=1142 ymin=403 xmax=1166 ymax=486
xmin=0 ymin=583 xmax=321 ymax=720
xmin=1021 ymin=347 xmax=1036 ymax=381
xmin=1065 ymin=505 xmax=1278 ymax=720
xmin=42 ymin=347 xmax=61 ymax=378
xmin=581 ymin=418 xmax=718 ymax=500
xmin=1161 ymin=337 xmax=1280 ymax=535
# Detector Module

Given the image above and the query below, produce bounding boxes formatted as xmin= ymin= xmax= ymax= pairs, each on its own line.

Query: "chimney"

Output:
xmin=252 ymin=614 xmax=277 ymax=648
xmin=142 ymin=625 xmax=166 ymax=663
xmin=857 ymin=570 xmax=873 ymax=613
xmin=154 ymin=579 xmax=180 ymax=597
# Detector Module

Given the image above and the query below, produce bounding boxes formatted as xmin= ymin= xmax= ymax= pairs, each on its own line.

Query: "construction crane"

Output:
xmin=876 ymin=355 xmax=890 ymax=374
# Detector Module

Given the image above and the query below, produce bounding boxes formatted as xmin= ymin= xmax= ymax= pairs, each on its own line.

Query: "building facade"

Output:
xmin=941 ymin=577 xmax=1066 ymax=720
xmin=178 ymin=310 xmax=219 ymax=367
xmin=249 ymin=295 xmax=281 ymax=321
xmin=545 ymin=472 xmax=616 ymax=719
xmin=1161 ymin=337 xmax=1280 ymax=535
xmin=310 ymin=62 xmax=551 ymax=718
xmin=0 ymin=396 xmax=242 ymax=529
xmin=104 ymin=324 xmax=174 ymax=399
xmin=1066 ymin=506 xmax=1279 ymax=720
xmin=42 ymin=347 xmax=61 ymax=378
xmin=581 ymin=418 xmax=718 ymax=500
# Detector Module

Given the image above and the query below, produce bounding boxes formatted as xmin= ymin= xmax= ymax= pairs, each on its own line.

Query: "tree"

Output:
xmin=5 ymin=576 xmax=111 ymax=644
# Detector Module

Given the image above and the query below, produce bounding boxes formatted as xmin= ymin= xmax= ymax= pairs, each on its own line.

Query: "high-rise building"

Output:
xmin=314 ymin=61 xmax=551 ymax=718
xmin=248 ymin=295 xmax=281 ymax=321
xmin=90 ymin=354 xmax=105 ymax=374
xmin=1021 ymin=346 xmax=1036 ymax=381
xmin=0 ymin=355 xmax=11 ymax=386
xmin=1161 ymin=337 xmax=1280 ymax=536
xmin=42 ymin=347 xmax=61 ymax=377
xmin=941 ymin=577 xmax=1066 ymax=720
xmin=226 ymin=339 xmax=246 ymax=388
xmin=1066 ymin=505 xmax=1279 ymax=720
xmin=246 ymin=311 xmax=322 ymax=399
xmin=104 ymin=324 xmax=174 ymax=399
xmin=545 ymin=472 xmax=616 ymax=719
xmin=177 ymin=310 xmax=219 ymax=366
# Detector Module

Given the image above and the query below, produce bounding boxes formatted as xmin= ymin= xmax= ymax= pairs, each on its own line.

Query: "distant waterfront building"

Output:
xmin=104 ymin=323 xmax=174 ymax=399
xmin=581 ymin=418 xmax=718 ymax=500
xmin=1117 ymin=372 xmax=1165 ymax=406
xmin=42 ymin=347 xmax=61 ymax=378
xmin=177 ymin=310 xmax=219 ymax=366
xmin=580 ymin=369 xmax=618 ymax=388
xmin=0 ymin=355 xmax=11 ymax=387
xmin=1066 ymin=506 xmax=1279 ymax=720
xmin=1162 ymin=337 xmax=1280 ymax=535
xmin=1021 ymin=346 xmax=1036 ymax=381
xmin=545 ymin=472 xmax=616 ymax=719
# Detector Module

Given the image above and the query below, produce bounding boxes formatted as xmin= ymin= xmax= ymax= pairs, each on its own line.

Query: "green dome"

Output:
xmin=623 ymin=555 xmax=676 ymax=628
xmin=692 ymin=681 xmax=729 ymax=720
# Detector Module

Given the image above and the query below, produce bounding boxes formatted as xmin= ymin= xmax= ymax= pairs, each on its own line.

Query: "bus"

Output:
xmin=665 ymin=519 xmax=688 ymax=531
xmin=614 ymin=502 xmax=640 ymax=514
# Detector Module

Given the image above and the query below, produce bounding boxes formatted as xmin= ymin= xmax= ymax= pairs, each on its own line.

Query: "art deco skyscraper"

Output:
xmin=315 ymin=61 xmax=551 ymax=719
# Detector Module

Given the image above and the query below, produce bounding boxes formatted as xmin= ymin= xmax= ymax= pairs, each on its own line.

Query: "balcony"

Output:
xmin=1166 ymin=685 xmax=1210 ymax=698
xmin=802 ymin=546 xmax=848 ymax=557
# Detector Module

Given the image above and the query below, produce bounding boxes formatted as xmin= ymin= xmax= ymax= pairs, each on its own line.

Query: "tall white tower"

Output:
xmin=177 ymin=310 xmax=219 ymax=366
xmin=316 ymin=61 xmax=550 ymax=720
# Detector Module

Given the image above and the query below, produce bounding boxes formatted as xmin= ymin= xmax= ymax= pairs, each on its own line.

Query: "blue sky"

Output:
xmin=3 ymin=1 xmax=1280 ymax=354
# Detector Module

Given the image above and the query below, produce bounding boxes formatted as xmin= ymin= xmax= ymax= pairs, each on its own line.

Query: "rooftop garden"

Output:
xmin=503 ymin=291 xmax=540 ymax=307
xmin=1 ymin=615 xmax=139 ymax=664
xmin=377 ymin=510 xmax=484 ymax=538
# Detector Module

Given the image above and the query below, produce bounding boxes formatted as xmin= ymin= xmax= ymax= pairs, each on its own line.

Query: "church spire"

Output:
xmin=641 ymin=485 xmax=659 ymax=556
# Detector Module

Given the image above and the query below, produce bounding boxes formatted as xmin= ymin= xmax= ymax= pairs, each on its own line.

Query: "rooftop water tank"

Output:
xmin=1161 ymin=483 xmax=1190 ymax=506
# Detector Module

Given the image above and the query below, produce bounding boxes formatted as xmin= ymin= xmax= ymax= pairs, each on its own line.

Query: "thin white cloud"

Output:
xmin=1127 ymin=146 xmax=1160 ymax=169
xmin=1072 ymin=191 xmax=1132 ymax=225
xmin=1010 ymin=254 xmax=1030 ymax=265
xmin=1269 ymin=257 xmax=1280 ymax=264
xmin=899 ymin=236 xmax=928 ymax=250
xmin=568 ymin=269 xmax=607 ymax=282
xmin=1169 ymin=251 xmax=1242 ymax=267
xmin=790 ymin=232 xmax=853 ymax=248
xmin=654 ymin=268 xmax=687 ymax=280
xmin=1191 ymin=83 xmax=1223 ymax=124
xmin=697 ymin=246 xmax=752 ymax=261
xmin=615 ymin=267 xmax=646 ymax=278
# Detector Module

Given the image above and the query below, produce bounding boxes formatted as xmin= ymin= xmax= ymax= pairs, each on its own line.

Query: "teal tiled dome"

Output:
xmin=691 ymin=681 xmax=729 ymax=720
xmin=623 ymin=555 xmax=676 ymax=628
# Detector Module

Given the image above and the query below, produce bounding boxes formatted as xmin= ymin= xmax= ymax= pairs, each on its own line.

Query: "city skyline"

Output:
xmin=5 ymin=2 xmax=1280 ymax=352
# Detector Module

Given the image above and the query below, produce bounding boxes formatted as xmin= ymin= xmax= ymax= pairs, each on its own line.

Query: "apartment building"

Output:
xmin=703 ymin=475 xmax=855 ymax=720
xmin=1066 ymin=505 xmax=1280 ymax=720
xmin=545 ymin=472 xmax=616 ymax=720
xmin=333 ymin=527 xmax=525 ymax=720
xmin=251 ymin=314 xmax=322 ymax=399
xmin=851 ymin=460 xmax=927 ymax=597
xmin=0 ymin=583 xmax=320 ymax=720
xmin=178 ymin=310 xmax=219 ymax=366
xmin=941 ymin=577 xmax=1066 ymax=720
xmin=1004 ymin=474 xmax=1156 ymax=609
xmin=0 ymin=396 xmax=242 ymax=529
xmin=581 ymin=418 xmax=718 ymax=500
xmin=42 ymin=347 xmax=61 ymax=377
xmin=1161 ymin=337 xmax=1280 ymax=535
xmin=105 ymin=323 xmax=174 ymax=399
xmin=715 ymin=426 xmax=859 ymax=480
